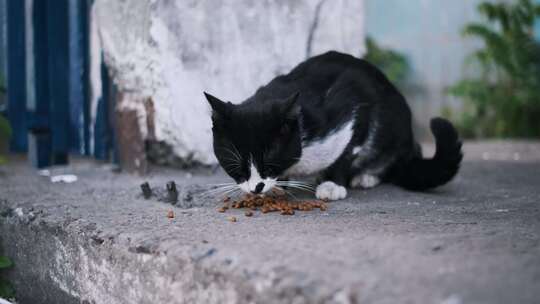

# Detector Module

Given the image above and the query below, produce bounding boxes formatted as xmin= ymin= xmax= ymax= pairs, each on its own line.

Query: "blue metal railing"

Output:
xmin=4 ymin=0 xmax=115 ymax=168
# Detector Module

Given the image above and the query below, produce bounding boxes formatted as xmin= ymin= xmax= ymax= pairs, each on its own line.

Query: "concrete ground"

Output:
xmin=0 ymin=141 xmax=539 ymax=304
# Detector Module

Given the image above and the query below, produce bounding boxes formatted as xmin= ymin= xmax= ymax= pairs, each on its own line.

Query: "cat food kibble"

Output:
xmin=218 ymin=206 xmax=228 ymax=213
xmin=219 ymin=193 xmax=327 ymax=218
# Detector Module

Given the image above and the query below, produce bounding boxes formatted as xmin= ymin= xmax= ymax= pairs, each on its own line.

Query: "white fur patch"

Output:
xmin=352 ymin=119 xmax=379 ymax=166
xmin=350 ymin=174 xmax=380 ymax=189
xmin=239 ymin=162 xmax=276 ymax=194
xmin=316 ymin=181 xmax=347 ymax=200
xmin=286 ymin=120 xmax=354 ymax=176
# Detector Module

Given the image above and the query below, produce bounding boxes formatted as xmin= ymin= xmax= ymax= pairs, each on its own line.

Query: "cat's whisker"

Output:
xmin=205 ymin=185 xmax=237 ymax=194
xmin=232 ymin=188 xmax=245 ymax=197
xmin=275 ymin=186 xmax=298 ymax=200
xmin=208 ymin=182 xmax=236 ymax=186
xmin=279 ymin=181 xmax=316 ymax=189
xmin=200 ymin=189 xmax=234 ymax=198
xmin=205 ymin=183 xmax=237 ymax=189
xmin=221 ymin=187 xmax=241 ymax=198
xmin=285 ymin=179 xmax=314 ymax=184
xmin=284 ymin=180 xmax=315 ymax=187
xmin=276 ymin=182 xmax=315 ymax=193
xmin=283 ymin=187 xmax=314 ymax=194
xmin=222 ymin=163 xmax=241 ymax=171
xmin=226 ymin=147 xmax=241 ymax=161
xmin=200 ymin=189 xmax=237 ymax=199
xmin=279 ymin=180 xmax=314 ymax=185
xmin=220 ymin=159 xmax=241 ymax=166
xmin=287 ymin=185 xmax=315 ymax=193
xmin=211 ymin=187 xmax=243 ymax=200
xmin=218 ymin=147 xmax=242 ymax=163
xmin=231 ymin=145 xmax=242 ymax=161
xmin=276 ymin=181 xmax=316 ymax=189
xmin=282 ymin=187 xmax=315 ymax=193
xmin=285 ymin=184 xmax=316 ymax=191
xmin=221 ymin=164 xmax=242 ymax=174
xmin=220 ymin=158 xmax=240 ymax=164
xmin=200 ymin=185 xmax=238 ymax=196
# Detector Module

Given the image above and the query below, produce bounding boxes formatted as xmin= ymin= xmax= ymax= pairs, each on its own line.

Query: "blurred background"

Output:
xmin=0 ymin=0 xmax=539 ymax=173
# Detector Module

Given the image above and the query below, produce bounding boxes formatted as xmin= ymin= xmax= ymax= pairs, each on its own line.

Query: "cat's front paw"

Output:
xmin=316 ymin=181 xmax=347 ymax=201
xmin=350 ymin=174 xmax=380 ymax=189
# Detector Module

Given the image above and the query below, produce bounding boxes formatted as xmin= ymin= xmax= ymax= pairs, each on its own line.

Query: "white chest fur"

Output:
xmin=286 ymin=120 xmax=354 ymax=176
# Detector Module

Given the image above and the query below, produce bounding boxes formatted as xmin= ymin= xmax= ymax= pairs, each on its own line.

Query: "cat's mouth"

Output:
xmin=238 ymin=178 xmax=278 ymax=195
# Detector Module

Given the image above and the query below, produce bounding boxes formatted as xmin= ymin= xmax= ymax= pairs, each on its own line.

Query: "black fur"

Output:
xmin=386 ymin=118 xmax=463 ymax=190
xmin=205 ymin=51 xmax=462 ymax=195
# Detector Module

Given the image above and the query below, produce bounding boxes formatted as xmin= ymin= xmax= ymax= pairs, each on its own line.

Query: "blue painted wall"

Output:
xmin=4 ymin=0 xmax=107 ymax=167
xmin=0 ymin=0 xmax=6 ymax=114
xmin=6 ymin=0 xmax=28 ymax=152
xmin=365 ymin=0 xmax=493 ymax=136
xmin=0 ymin=0 xmax=6 ymax=86
xmin=535 ymin=0 xmax=540 ymax=41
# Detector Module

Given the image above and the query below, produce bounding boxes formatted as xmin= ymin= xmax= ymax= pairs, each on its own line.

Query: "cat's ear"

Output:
xmin=204 ymin=92 xmax=232 ymax=120
xmin=283 ymin=92 xmax=301 ymax=120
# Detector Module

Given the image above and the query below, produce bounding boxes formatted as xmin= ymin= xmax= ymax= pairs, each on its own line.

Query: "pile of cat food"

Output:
xmin=218 ymin=192 xmax=327 ymax=217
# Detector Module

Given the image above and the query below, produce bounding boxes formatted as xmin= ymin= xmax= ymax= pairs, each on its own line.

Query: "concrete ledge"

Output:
xmin=1 ymin=142 xmax=540 ymax=303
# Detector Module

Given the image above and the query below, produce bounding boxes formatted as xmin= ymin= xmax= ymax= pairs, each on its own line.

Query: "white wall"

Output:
xmin=93 ymin=0 xmax=365 ymax=166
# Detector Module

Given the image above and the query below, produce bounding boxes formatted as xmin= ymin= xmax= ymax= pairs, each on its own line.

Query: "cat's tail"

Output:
xmin=389 ymin=118 xmax=463 ymax=191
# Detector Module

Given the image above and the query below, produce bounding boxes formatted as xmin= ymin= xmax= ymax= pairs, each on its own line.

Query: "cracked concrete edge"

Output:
xmin=0 ymin=202 xmax=354 ymax=304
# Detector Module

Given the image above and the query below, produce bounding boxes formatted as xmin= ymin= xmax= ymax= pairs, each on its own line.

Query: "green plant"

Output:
xmin=447 ymin=0 xmax=540 ymax=138
xmin=0 ymin=73 xmax=9 ymax=165
xmin=0 ymin=255 xmax=15 ymax=299
xmin=0 ymin=116 xmax=10 ymax=165
xmin=363 ymin=36 xmax=411 ymax=88
xmin=0 ymin=74 xmax=5 ymax=94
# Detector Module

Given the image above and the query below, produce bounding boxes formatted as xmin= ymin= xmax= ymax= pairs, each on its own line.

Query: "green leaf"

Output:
xmin=0 ymin=279 xmax=15 ymax=299
xmin=446 ymin=0 xmax=540 ymax=138
xmin=478 ymin=2 xmax=510 ymax=29
xmin=0 ymin=74 xmax=5 ymax=93
xmin=0 ymin=116 xmax=11 ymax=141
xmin=364 ymin=36 xmax=410 ymax=88
xmin=0 ymin=256 xmax=13 ymax=269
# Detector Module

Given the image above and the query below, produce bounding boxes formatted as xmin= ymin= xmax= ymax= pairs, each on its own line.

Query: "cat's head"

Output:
xmin=204 ymin=92 xmax=302 ymax=194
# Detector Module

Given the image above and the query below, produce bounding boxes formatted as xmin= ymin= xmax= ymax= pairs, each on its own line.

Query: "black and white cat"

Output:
xmin=204 ymin=51 xmax=462 ymax=200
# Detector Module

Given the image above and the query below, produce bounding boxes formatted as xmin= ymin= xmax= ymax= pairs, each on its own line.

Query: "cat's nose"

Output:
xmin=252 ymin=182 xmax=265 ymax=194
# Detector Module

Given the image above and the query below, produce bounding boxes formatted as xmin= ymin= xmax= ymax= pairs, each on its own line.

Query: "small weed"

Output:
xmin=0 ymin=255 xmax=15 ymax=299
